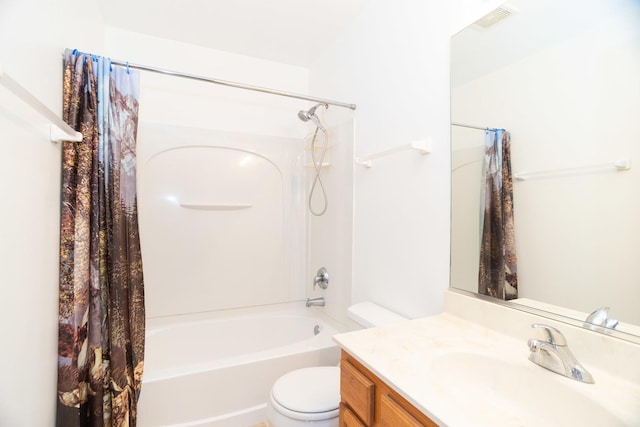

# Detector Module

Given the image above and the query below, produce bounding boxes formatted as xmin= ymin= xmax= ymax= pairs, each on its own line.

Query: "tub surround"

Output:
xmin=333 ymin=290 xmax=640 ymax=426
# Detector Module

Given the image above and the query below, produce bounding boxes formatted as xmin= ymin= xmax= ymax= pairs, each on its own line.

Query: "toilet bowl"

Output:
xmin=266 ymin=302 xmax=407 ymax=426
xmin=267 ymin=366 xmax=340 ymax=427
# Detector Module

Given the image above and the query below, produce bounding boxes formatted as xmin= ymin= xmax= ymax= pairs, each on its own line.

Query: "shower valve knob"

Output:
xmin=314 ymin=267 xmax=329 ymax=290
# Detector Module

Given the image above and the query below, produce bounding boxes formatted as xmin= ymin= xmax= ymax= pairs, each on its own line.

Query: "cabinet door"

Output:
xmin=340 ymin=403 xmax=367 ymax=427
xmin=379 ymin=393 xmax=425 ymax=427
xmin=341 ymin=359 xmax=375 ymax=425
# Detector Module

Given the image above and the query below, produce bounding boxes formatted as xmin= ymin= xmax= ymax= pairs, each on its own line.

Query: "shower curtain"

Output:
xmin=57 ymin=49 xmax=145 ymax=427
xmin=478 ymin=129 xmax=518 ymax=300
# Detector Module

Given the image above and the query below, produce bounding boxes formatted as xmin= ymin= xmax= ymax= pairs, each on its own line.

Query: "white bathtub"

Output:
xmin=137 ymin=303 xmax=343 ymax=427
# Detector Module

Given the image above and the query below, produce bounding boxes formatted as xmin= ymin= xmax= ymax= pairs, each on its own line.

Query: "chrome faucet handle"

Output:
xmin=530 ymin=324 xmax=567 ymax=346
xmin=313 ymin=267 xmax=329 ymax=290
xmin=585 ymin=307 xmax=619 ymax=330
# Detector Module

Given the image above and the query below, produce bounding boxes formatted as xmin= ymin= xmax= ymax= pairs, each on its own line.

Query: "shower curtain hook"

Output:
xmin=126 ymin=61 xmax=130 ymax=74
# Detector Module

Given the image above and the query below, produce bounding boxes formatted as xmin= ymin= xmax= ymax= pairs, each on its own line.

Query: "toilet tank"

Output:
xmin=347 ymin=302 xmax=407 ymax=328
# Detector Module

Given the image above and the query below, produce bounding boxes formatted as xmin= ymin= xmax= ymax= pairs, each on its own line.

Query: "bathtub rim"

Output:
xmin=143 ymin=300 xmax=348 ymax=382
xmin=146 ymin=300 xmax=347 ymax=330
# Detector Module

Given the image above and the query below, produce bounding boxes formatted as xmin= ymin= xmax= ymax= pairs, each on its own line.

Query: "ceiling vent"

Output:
xmin=472 ymin=4 xmax=518 ymax=30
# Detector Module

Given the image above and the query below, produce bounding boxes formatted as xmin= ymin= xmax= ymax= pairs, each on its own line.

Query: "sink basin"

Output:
xmin=429 ymin=352 xmax=626 ymax=426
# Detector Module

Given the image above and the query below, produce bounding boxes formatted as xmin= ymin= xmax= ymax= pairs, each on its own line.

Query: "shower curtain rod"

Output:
xmin=451 ymin=122 xmax=487 ymax=130
xmin=109 ymin=59 xmax=357 ymax=111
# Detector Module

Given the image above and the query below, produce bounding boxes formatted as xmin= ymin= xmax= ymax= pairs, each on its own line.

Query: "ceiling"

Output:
xmin=98 ymin=0 xmax=368 ymax=67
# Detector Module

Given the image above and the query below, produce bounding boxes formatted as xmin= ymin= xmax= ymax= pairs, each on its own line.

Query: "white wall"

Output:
xmin=0 ymin=0 xmax=104 ymax=425
xmin=309 ymin=0 xmax=452 ymax=320
xmin=451 ymin=6 xmax=640 ymax=324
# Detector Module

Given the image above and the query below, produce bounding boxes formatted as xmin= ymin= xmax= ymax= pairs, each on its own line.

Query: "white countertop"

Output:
xmin=333 ymin=311 xmax=640 ymax=426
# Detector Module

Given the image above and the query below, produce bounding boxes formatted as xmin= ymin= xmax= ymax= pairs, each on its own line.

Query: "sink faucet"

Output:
xmin=527 ymin=324 xmax=594 ymax=384
xmin=306 ymin=297 xmax=325 ymax=307
xmin=584 ymin=306 xmax=619 ymax=332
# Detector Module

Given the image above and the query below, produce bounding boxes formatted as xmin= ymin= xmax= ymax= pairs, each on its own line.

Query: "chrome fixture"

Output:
xmin=313 ymin=324 xmax=322 ymax=335
xmin=108 ymin=59 xmax=356 ymax=110
xmin=584 ymin=307 xmax=619 ymax=332
xmin=527 ymin=324 xmax=594 ymax=384
xmin=297 ymin=103 xmax=328 ymax=131
xmin=314 ymin=267 xmax=329 ymax=290
xmin=306 ymin=297 xmax=325 ymax=308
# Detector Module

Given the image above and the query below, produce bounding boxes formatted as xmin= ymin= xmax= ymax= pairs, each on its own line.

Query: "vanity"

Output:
xmin=333 ymin=290 xmax=640 ymax=426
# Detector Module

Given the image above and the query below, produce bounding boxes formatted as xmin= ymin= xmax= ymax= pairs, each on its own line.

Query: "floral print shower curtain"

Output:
xmin=57 ymin=49 xmax=145 ymax=427
xmin=478 ymin=129 xmax=518 ymax=300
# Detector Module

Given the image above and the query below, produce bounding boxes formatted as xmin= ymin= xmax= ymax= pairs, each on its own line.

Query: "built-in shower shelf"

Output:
xmin=304 ymin=162 xmax=331 ymax=168
xmin=179 ymin=203 xmax=253 ymax=211
xmin=356 ymin=139 xmax=432 ymax=168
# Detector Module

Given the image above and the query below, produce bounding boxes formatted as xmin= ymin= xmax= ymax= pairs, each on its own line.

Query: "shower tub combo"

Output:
xmin=135 ymin=125 xmax=348 ymax=426
xmin=137 ymin=303 xmax=342 ymax=427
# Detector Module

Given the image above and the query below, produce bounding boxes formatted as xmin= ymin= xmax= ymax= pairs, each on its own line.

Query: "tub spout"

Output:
xmin=306 ymin=297 xmax=325 ymax=307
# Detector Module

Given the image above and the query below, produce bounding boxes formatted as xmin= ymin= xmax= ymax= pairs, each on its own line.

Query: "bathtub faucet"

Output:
xmin=306 ymin=297 xmax=325 ymax=307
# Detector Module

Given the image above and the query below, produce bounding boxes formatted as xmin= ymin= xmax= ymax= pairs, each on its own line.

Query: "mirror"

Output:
xmin=450 ymin=0 xmax=640 ymax=341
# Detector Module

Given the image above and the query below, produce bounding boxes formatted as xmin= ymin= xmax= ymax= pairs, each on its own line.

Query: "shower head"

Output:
xmin=297 ymin=110 xmax=312 ymax=122
xmin=298 ymin=103 xmax=328 ymax=131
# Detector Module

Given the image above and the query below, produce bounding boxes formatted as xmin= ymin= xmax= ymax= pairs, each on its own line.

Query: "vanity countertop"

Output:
xmin=333 ymin=311 xmax=640 ymax=426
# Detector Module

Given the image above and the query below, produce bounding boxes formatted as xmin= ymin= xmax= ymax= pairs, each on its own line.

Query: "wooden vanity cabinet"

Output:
xmin=339 ymin=350 xmax=439 ymax=427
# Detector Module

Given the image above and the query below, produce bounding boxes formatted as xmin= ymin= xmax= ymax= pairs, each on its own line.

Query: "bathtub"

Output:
xmin=137 ymin=303 xmax=344 ymax=427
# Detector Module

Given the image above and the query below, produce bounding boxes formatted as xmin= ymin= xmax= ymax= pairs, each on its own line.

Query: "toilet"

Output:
xmin=266 ymin=302 xmax=407 ymax=426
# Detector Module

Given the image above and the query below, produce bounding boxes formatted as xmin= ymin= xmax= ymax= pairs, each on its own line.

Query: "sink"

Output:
xmin=429 ymin=352 xmax=626 ymax=426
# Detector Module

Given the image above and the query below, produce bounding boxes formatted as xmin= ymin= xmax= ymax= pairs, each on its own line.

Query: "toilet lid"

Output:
xmin=271 ymin=366 xmax=340 ymax=413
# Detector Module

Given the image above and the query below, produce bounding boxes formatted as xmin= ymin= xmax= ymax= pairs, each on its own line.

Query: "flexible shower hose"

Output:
xmin=308 ymin=125 xmax=328 ymax=216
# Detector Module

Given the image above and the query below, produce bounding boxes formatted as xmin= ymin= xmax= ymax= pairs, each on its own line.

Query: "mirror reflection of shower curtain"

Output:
xmin=478 ymin=129 xmax=518 ymax=300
